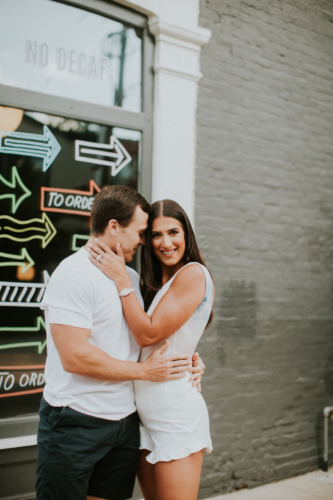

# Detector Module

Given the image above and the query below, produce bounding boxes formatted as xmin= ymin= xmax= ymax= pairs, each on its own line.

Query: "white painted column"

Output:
xmin=148 ymin=17 xmax=211 ymax=223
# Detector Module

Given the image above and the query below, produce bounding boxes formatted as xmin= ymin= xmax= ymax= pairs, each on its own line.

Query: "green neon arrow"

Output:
xmin=0 ymin=166 xmax=31 ymax=214
xmin=0 ymin=340 xmax=47 ymax=354
xmin=0 ymin=247 xmax=35 ymax=273
xmin=71 ymin=234 xmax=89 ymax=251
xmin=0 ymin=212 xmax=57 ymax=248
xmin=0 ymin=317 xmax=46 ymax=354
xmin=0 ymin=316 xmax=45 ymax=333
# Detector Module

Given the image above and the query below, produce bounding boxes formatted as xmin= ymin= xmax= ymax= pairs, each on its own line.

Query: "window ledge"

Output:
xmin=0 ymin=434 xmax=37 ymax=450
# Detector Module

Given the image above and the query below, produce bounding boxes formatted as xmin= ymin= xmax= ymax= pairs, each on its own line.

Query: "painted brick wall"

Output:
xmin=195 ymin=1 xmax=333 ymax=497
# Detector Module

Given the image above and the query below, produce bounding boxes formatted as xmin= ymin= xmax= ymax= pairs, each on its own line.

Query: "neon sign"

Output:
xmin=0 ymin=271 xmax=50 ymax=307
xmin=71 ymin=234 xmax=90 ymax=251
xmin=0 ymin=316 xmax=45 ymax=334
xmin=40 ymin=179 xmax=100 ymax=216
xmin=0 ymin=126 xmax=61 ymax=172
xmin=0 ymin=213 xmax=57 ymax=248
xmin=0 ymin=166 xmax=31 ymax=214
xmin=0 ymin=366 xmax=45 ymax=398
xmin=75 ymin=135 xmax=131 ymax=176
xmin=0 ymin=340 xmax=46 ymax=355
xmin=0 ymin=247 xmax=34 ymax=274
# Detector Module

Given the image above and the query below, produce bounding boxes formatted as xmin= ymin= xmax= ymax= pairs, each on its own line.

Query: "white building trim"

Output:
xmin=149 ymin=17 xmax=210 ymax=222
xmin=116 ymin=0 xmax=211 ymax=222
xmin=0 ymin=434 xmax=37 ymax=450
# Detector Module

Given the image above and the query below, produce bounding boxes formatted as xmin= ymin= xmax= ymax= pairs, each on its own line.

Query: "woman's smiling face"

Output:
xmin=151 ymin=216 xmax=186 ymax=267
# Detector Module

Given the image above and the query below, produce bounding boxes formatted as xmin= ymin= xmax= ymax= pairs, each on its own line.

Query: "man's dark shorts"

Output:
xmin=36 ymin=397 xmax=140 ymax=500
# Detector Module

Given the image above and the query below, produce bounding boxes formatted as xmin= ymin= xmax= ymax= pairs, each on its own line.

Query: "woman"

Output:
xmin=88 ymin=199 xmax=214 ymax=500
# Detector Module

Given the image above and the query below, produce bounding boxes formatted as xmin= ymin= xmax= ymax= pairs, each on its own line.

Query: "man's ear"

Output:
xmin=107 ymin=219 xmax=118 ymax=235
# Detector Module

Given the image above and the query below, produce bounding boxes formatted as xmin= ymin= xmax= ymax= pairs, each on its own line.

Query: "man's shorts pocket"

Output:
xmin=40 ymin=397 xmax=66 ymax=431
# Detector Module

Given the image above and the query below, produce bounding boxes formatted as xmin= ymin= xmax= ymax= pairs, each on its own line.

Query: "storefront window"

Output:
xmin=0 ymin=0 xmax=143 ymax=112
xmin=0 ymin=108 xmax=141 ymax=432
xmin=0 ymin=0 xmax=153 ymax=448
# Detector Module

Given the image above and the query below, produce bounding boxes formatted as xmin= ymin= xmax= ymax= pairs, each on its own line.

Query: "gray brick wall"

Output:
xmin=195 ymin=1 xmax=333 ymax=497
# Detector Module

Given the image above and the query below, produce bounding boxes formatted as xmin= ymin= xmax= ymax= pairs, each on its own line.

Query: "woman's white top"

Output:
xmin=134 ymin=262 xmax=213 ymax=464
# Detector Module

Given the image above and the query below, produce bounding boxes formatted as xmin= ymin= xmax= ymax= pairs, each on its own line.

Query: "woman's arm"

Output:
xmin=88 ymin=241 xmax=207 ymax=348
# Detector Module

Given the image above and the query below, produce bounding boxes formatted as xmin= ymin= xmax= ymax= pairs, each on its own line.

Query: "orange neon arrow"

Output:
xmin=40 ymin=180 xmax=100 ymax=216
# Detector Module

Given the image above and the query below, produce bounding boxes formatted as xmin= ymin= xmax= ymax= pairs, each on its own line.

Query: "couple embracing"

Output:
xmin=36 ymin=185 xmax=215 ymax=500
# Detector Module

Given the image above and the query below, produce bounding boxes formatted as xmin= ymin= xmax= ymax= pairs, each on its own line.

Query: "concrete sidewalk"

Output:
xmin=206 ymin=467 xmax=333 ymax=500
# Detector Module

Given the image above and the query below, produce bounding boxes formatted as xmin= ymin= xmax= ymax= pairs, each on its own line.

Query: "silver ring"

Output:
xmin=96 ymin=254 xmax=102 ymax=262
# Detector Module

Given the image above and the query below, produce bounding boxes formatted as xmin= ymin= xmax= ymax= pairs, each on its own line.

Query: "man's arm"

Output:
xmin=50 ymin=324 xmax=192 ymax=382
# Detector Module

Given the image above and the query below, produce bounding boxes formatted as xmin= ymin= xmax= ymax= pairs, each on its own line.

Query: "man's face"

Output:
xmin=116 ymin=206 xmax=149 ymax=262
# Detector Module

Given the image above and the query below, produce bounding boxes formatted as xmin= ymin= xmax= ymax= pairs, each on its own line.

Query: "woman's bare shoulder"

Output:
xmin=171 ymin=263 xmax=206 ymax=295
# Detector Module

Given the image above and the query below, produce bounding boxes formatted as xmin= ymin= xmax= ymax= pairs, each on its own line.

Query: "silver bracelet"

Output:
xmin=118 ymin=288 xmax=135 ymax=297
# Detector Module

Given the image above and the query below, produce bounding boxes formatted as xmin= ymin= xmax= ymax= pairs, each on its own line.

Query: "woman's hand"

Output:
xmin=189 ymin=353 xmax=205 ymax=393
xmin=87 ymin=240 xmax=128 ymax=286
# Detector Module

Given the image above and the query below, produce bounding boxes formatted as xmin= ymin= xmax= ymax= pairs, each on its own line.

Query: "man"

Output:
xmin=37 ymin=185 xmax=204 ymax=500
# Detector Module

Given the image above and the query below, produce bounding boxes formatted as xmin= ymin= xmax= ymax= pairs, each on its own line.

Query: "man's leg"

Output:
xmin=36 ymin=398 xmax=90 ymax=500
xmin=36 ymin=398 xmax=122 ymax=500
xmin=87 ymin=411 xmax=140 ymax=500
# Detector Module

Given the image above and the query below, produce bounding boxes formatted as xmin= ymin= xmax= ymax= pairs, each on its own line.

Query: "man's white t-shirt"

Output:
xmin=40 ymin=247 xmax=142 ymax=420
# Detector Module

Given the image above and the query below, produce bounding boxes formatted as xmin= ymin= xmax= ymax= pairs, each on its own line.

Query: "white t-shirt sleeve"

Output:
xmin=40 ymin=269 xmax=95 ymax=329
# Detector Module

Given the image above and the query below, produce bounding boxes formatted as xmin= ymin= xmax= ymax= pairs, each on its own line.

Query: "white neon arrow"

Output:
xmin=0 ymin=271 xmax=50 ymax=307
xmin=0 ymin=126 xmax=61 ymax=172
xmin=75 ymin=136 xmax=132 ymax=176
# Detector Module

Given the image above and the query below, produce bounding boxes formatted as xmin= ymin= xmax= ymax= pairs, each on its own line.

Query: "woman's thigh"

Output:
xmin=137 ymin=449 xmax=155 ymax=500
xmin=154 ymin=449 xmax=204 ymax=500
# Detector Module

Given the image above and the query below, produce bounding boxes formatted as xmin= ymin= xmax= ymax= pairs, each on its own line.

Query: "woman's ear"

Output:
xmin=107 ymin=219 xmax=118 ymax=235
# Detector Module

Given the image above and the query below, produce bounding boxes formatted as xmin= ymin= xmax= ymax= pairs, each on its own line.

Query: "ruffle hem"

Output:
xmin=140 ymin=440 xmax=213 ymax=465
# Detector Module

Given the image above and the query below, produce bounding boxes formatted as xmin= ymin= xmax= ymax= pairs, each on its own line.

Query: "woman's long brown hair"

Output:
xmin=140 ymin=199 xmax=214 ymax=328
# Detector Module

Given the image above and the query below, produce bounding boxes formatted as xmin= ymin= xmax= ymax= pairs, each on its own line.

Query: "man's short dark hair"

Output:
xmin=90 ymin=185 xmax=151 ymax=235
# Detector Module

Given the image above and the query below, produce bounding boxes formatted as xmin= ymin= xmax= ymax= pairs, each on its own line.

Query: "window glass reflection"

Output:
xmin=0 ymin=0 xmax=142 ymax=112
xmin=0 ymin=108 xmax=141 ymax=428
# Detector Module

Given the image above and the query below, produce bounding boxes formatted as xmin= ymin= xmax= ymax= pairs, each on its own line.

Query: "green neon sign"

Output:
xmin=0 ymin=317 xmax=46 ymax=354
xmin=0 ymin=247 xmax=35 ymax=273
xmin=71 ymin=234 xmax=89 ymax=251
xmin=0 ymin=166 xmax=31 ymax=214
xmin=0 ymin=316 xmax=46 ymax=333
xmin=0 ymin=212 xmax=57 ymax=248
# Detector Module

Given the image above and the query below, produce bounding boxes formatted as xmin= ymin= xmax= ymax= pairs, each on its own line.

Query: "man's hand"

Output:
xmin=143 ymin=340 xmax=191 ymax=382
xmin=189 ymin=353 xmax=205 ymax=393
